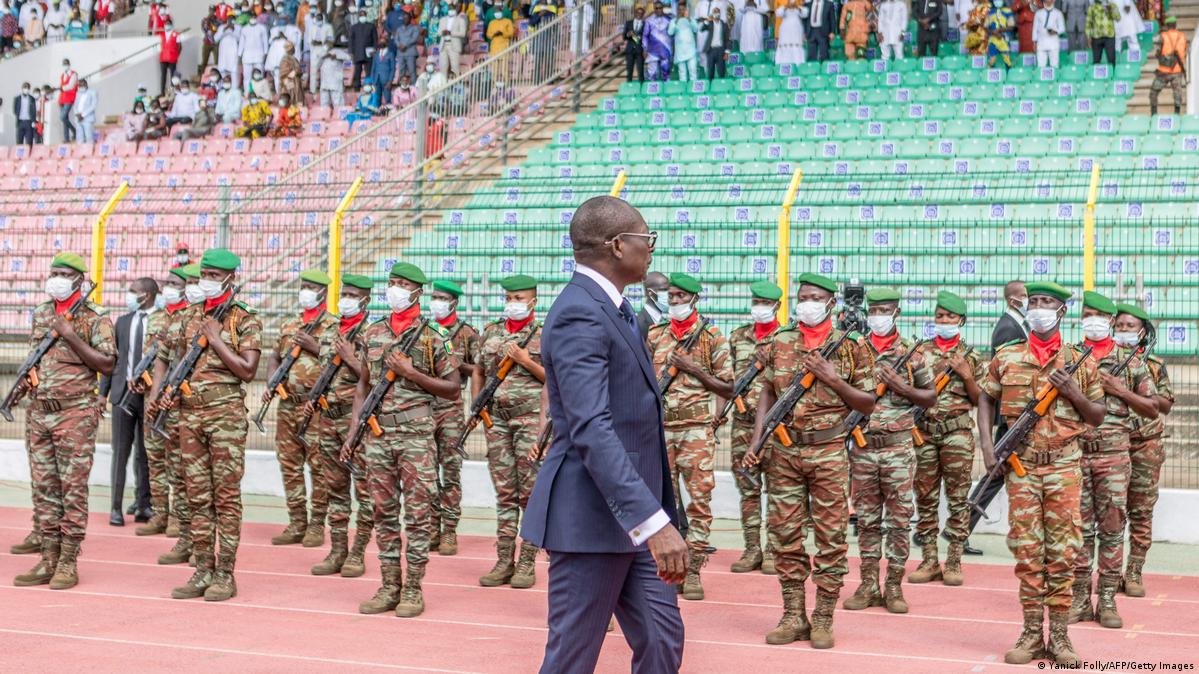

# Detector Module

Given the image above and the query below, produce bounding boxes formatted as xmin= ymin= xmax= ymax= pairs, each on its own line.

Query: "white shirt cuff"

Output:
xmin=628 ymin=509 xmax=670 ymax=546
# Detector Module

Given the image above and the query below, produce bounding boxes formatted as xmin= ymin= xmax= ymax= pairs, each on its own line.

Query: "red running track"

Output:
xmin=1 ymin=507 xmax=1196 ymax=673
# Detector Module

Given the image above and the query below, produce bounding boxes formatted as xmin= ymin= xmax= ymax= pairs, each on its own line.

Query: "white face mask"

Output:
xmin=750 ymin=304 xmax=776 ymax=324
xmin=933 ymin=323 xmax=961 ymax=340
xmin=867 ymin=313 xmax=895 ymax=336
xmin=1113 ymin=331 xmax=1141 ymax=347
xmin=45 ymin=276 xmax=76 ymax=301
xmin=795 ymin=300 xmax=829 ymax=327
xmin=386 ymin=285 xmax=416 ymax=311
xmin=154 ymin=294 xmax=167 ymax=310
xmin=197 ymin=277 xmax=225 ymax=299
xmin=184 ymin=283 xmax=206 ymax=304
xmin=1012 ymin=297 xmax=1029 ymax=316
xmin=1081 ymin=315 xmax=1112 ymax=341
xmin=126 ymin=292 xmax=142 ymax=311
xmin=177 ymin=253 xmax=189 ymax=264
xmin=339 ymin=294 xmax=363 ymax=317
xmin=162 ymin=286 xmax=183 ymax=305
xmin=1026 ymin=307 xmax=1060 ymax=333
xmin=430 ymin=299 xmax=454 ymax=320
xmin=668 ymin=303 xmax=694 ymax=322
xmin=503 ymin=300 xmax=532 ymax=321
xmin=298 ymin=287 xmax=322 ymax=310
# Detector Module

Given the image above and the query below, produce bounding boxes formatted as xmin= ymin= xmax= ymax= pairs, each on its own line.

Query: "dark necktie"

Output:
xmin=619 ymin=299 xmax=640 ymax=342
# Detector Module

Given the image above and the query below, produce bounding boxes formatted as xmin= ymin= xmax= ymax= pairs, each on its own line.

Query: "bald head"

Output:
xmin=1003 ymin=280 xmax=1026 ymax=301
xmin=570 ymin=195 xmax=644 ymax=263
xmin=644 ymin=271 xmax=668 ymax=293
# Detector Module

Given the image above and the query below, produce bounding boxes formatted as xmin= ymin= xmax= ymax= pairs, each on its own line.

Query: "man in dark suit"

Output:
xmin=804 ymin=0 xmax=838 ymax=62
xmin=13 ymin=82 xmax=39 ymax=147
xmin=523 ymin=196 xmax=688 ymax=674
xmin=100 ymin=277 xmax=159 ymax=526
xmin=914 ymin=0 xmax=945 ymax=56
xmin=636 ymin=271 xmax=668 ymax=340
xmin=699 ymin=10 xmax=731 ymax=80
xmin=624 ymin=7 xmax=646 ymax=82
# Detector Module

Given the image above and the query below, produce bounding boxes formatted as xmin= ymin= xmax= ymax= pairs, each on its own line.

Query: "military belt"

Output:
xmin=917 ymin=415 xmax=973 ymax=436
xmin=783 ymin=425 xmax=847 ymax=445
xmin=1022 ymin=443 xmax=1075 ymax=465
xmin=181 ymin=383 xmax=243 ymax=408
xmin=491 ymin=401 xmax=539 ymax=422
xmin=32 ymin=395 xmax=92 ymax=412
xmin=375 ymin=404 xmax=432 ymax=428
xmin=664 ymin=403 xmax=711 ymax=424
xmin=320 ymin=402 xmax=353 ymax=419
xmin=861 ymin=429 xmax=913 ymax=449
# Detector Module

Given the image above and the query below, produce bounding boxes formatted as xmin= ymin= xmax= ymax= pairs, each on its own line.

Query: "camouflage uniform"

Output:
xmin=271 ymin=312 xmax=338 ymax=541
xmin=430 ymin=317 xmax=480 ymax=544
xmin=136 ymin=308 xmax=175 ymax=531
xmin=758 ymin=323 xmax=873 ymax=645
xmin=648 ymin=319 xmax=732 ymax=556
xmin=19 ymin=298 xmax=113 ymax=584
xmin=728 ymin=322 xmax=772 ymax=565
xmin=149 ymin=302 xmax=197 ymax=562
xmin=1125 ymin=354 xmax=1173 ymax=588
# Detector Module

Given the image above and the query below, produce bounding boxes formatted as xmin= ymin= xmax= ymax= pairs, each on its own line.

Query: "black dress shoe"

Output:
xmin=963 ymin=540 xmax=984 ymax=556
xmin=110 ymin=510 xmax=125 ymax=527
xmin=126 ymin=504 xmax=136 ymax=515
xmin=134 ymin=507 xmax=154 ymax=523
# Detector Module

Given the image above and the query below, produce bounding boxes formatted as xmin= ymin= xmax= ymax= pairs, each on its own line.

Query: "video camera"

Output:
xmin=838 ymin=278 xmax=866 ymax=334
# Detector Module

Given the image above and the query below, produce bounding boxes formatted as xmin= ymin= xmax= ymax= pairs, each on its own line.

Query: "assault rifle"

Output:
xmin=116 ymin=342 xmax=160 ymax=415
xmin=1 ymin=293 xmax=88 ymax=422
xmin=341 ymin=318 xmax=429 ymax=463
xmin=453 ymin=328 xmax=538 ymax=457
xmin=252 ymin=312 xmax=327 ymax=433
xmin=909 ymin=346 xmax=975 ymax=446
xmin=532 ymin=419 xmax=552 ymax=467
xmin=657 ymin=317 xmax=711 ymax=402
xmin=294 ymin=316 xmax=368 ymax=451
xmin=843 ymin=338 xmax=927 ymax=450
xmin=712 ymin=356 xmax=765 ymax=429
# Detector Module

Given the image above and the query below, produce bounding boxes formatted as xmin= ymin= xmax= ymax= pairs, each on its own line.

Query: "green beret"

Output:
xmin=1115 ymin=302 xmax=1150 ymax=322
xmin=51 ymin=252 xmax=87 ymax=274
xmin=866 ymin=288 xmax=901 ymax=304
xmin=177 ymin=262 xmax=201 ymax=280
xmin=389 ymin=262 xmax=428 ymax=284
xmin=796 ymin=272 xmax=837 ymax=293
xmin=200 ymin=248 xmax=240 ymax=271
xmin=1165 ymin=15 xmax=1178 ymax=24
xmin=341 ymin=273 xmax=373 ymax=291
xmin=500 ymin=274 xmax=538 ymax=292
xmin=432 ymin=279 xmax=464 ymax=297
xmin=1082 ymin=290 xmax=1117 ymax=315
xmin=668 ymin=272 xmax=701 ymax=295
xmin=1026 ymin=281 xmax=1072 ymax=302
xmin=935 ymin=290 xmax=967 ymax=316
xmin=750 ymin=280 xmax=782 ymax=301
xmin=299 ymin=268 xmax=332 ymax=286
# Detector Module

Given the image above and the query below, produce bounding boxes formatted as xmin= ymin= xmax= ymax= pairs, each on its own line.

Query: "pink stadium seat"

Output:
xmin=216 ymin=124 xmax=236 ymax=139
xmin=30 ymin=144 xmax=51 ymax=159
xmin=138 ymin=141 xmax=160 ymax=157
xmin=11 ymin=145 xmax=29 ymax=160
xmin=296 ymin=137 xmax=322 ymax=154
xmin=253 ymin=138 xmax=276 ymax=154
xmin=182 ymin=139 xmax=205 ymax=155
xmin=158 ymin=140 xmax=181 ymax=156
xmin=275 ymin=137 xmax=297 ymax=153
xmin=70 ymin=143 xmax=95 ymax=159
xmin=308 ymin=107 xmax=332 ymax=121
xmin=230 ymin=138 xmax=251 ymax=154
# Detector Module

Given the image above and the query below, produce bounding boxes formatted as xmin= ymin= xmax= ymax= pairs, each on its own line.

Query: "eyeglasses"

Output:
xmin=607 ymin=231 xmax=658 ymax=249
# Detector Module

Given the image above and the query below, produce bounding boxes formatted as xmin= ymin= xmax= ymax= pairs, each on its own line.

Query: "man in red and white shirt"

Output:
xmin=159 ymin=21 xmax=181 ymax=94
xmin=148 ymin=0 xmax=171 ymax=35
xmin=58 ymin=59 xmax=78 ymax=143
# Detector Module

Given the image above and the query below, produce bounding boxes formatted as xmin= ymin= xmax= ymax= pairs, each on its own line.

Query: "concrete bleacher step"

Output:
xmin=1129 ymin=0 xmax=1199 ymax=113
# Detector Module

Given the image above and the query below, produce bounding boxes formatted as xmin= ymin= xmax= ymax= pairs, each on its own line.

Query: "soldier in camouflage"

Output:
xmin=428 ymin=279 xmax=481 ymax=557
xmin=726 ymin=280 xmax=784 ymax=574
xmin=12 ymin=252 xmax=115 ymax=590
xmin=647 ymin=272 xmax=733 ymax=601
xmin=908 ymin=291 xmax=986 ymax=587
xmin=1071 ymin=291 xmax=1158 ymax=629
xmin=476 ymin=274 xmax=546 ymax=589
xmin=307 ymin=274 xmax=374 ymax=578
xmin=746 ymin=272 xmax=875 ymax=648
xmin=978 ymin=281 xmax=1106 ymax=666
xmin=149 ymin=248 xmax=263 ymax=602
xmin=346 ymin=262 xmax=460 ymax=618
xmin=843 ymin=288 xmax=936 ymax=616
xmin=1114 ymin=303 xmax=1174 ymax=598
xmin=266 ymin=269 xmax=337 ymax=548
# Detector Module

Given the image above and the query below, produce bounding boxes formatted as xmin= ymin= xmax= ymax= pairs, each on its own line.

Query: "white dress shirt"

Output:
xmin=126 ymin=308 xmax=153 ymax=380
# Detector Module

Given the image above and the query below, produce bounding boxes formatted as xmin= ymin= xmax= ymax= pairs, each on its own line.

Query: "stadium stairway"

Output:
xmin=1129 ymin=0 xmax=1198 ymax=113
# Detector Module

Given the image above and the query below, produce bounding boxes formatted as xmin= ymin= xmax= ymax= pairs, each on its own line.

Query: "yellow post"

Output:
xmin=609 ymin=170 xmax=627 ymax=198
xmin=1083 ymin=163 xmax=1101 ymax=292
xmin=776 ymin=169 xmax=803 ymax=323
xmin=88 ymin=181 xmax=130 ymax=303
xmin=327 ymin=176 xmax=364 ymax=313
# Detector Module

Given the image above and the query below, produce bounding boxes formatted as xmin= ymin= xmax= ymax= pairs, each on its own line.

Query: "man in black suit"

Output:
xmin=12 ymin=82 xmax=39 ymax=147
xmin=804 ymin=0 xmax=838 ymax=62
xmin=624 ymin=7 xmax=646 ymax=83
xmin=100 ymin=278 xmax=159 ymax=526
xmin=914 ymin=0 xmax=945 ymax=56
xmin=699 ymin=10 xmax=731 ymax=81
xmin=636 ymin=271 xmax=668 ymax=340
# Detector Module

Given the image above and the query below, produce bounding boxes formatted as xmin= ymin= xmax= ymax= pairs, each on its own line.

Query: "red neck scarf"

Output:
xmin=1085 ymin=336 xmax=1115 ymax=360
xmin=669 ymin=310 xmax=699 ymax=341
xmin=754 ymin=319 xmax=780 ymax=342
xmin=798 ymin=318 xmax=833 ymax=350
xmin=506 ymin=314 xmax=534 ymax=335
xmin=934 ymin=335 xmax=961 ymax=353
xmin=204 ymin=289 xmax=232 ymax=313
xmin=166 ymin=300 xmax=188 ymax=314
xmin=340 ymin=311 xmax=366 ymax=335
xmin=1029 ymin=331 xmax=1062 ymax=366
xmin=436 ymin=311 xmax=458 ymax=329
xmin=389 ymin=304 xmax=421 ymax=335
xmin=870 ymin=331 xmax=900 ymax=354
xmin=302 ymin=302 xmax=326 ymax=324
xmin=54 ymin=290 xmax=82 ymax=315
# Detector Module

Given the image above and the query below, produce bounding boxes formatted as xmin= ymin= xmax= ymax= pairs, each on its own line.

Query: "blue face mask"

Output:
xmin=932 ymin=323 xmax=960 ymax=340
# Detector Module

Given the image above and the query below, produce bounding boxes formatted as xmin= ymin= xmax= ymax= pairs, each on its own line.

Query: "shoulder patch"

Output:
xmin=234 ymin=301 xmax=256 ymax=314
xmin=774 ymin=322 xmax=798 ymax=334
xmin=428 ymin=322 xmax=450 ymax=337
xmin=996 ymin=338 xmax=1026 ymax=351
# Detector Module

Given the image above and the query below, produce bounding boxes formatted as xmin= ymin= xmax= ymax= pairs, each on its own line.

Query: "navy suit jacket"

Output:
xmin=521 ymin=272 xmax=679 ymax=553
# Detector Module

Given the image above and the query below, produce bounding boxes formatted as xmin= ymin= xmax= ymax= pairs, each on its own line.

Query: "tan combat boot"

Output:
xmin=165 ymin=516 xmax=180 ymax=538
xmin=395 ymin=566 xmax=426 ymax=618
xmin=1095 ymin=577 xmax=1123 ymax=629
xmin=510 ymin=541 xmax=540 ymax=589
xmin=341 ymin=530 xmax=371 ymax=578
xmin=843 ymin=560 xmax=883 ymax=610
xmin=10 ymin=529 xmax=42 ymax=555
xmin=171 ymin=553 xmax=214 ymax=599
xmin=271 ymin=519 xmax=306 ymax=546
xmin=760 ymin=548 xmax=777 ymax=575
xmin=809 ymin=588 xmax=838 ymax=649
xmin=360 ymin=564 xmax=403 ymax=614
xmin=49 ymin=541 xmax=80 ymax=590
xmin=312 ymin=532 xmax=348 ymax=576
xmin=1067 ymin=578 xmax=1093 ymax=623
xmin=731 ymin=542 xmax=763 ymax=573
xmin=158 ymin=524 xmax=192 ymax=565
xmin=13 ymin=539 xmax=59 ymax=586
xmin=479 ymin=540 xmax=516 ymax=587
xmin=883 ymin=565 xmax=908 ymax=614
xmin=941 ymin=541 xmax=964 ymax=586
xmin=1003 ymin=608 xmax=1047 ymax=665
xmin=765 ymin=580 xmax=810 ymax=645
xmin=1047 ymin=610 xmax=1082 ymax=666
xmin=682 ymin=550 xmax=707 ymax=601
xmin=1121 ymin=556 xmax=1146 ymax=597
xmin=301 ymin=522 xmax=325 ymax=548
xmin=439 ymin=530 xmax=458 ymax=556
xmin=205 ymin=556 xmax=238 ymax=602
xmin=907 ymin=541 xmax=941 ymax=584
xmin=135 ymin=513 xmax=168 ymax=536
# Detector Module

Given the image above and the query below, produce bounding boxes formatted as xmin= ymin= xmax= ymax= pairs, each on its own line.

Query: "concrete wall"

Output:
xmin=2 ymin=438 xmax=1198 ymax=544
